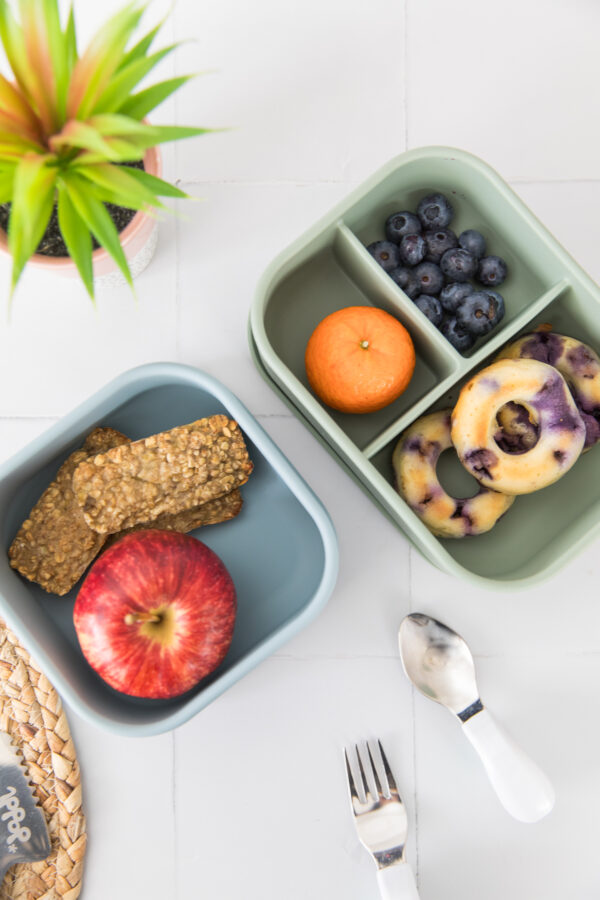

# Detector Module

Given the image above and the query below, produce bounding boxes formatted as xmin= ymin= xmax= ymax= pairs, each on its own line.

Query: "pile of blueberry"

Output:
xmin=366 ymin=192 xmax=507 ymax=353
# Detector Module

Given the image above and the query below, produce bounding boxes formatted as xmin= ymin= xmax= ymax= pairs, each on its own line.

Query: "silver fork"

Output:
xmin=345 ymin=740 xmax=420 ymax=900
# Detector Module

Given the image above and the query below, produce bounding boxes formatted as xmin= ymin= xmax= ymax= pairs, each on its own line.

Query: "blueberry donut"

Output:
xmin=451 ymin=358 xmax=586 ymax=494
xmin=392 ymin=410 xmax=514 ymax=538
xmin=497 ymin=331 xmax=600 ymax=449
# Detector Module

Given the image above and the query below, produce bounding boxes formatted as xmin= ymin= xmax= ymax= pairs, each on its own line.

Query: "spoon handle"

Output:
xmin=461 ymin=708 xmax=555 ymax=823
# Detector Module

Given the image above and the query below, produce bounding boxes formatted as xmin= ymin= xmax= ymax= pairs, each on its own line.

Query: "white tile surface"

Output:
xmin=171 ymin=0 xmax=406 ymax=183
xmin=65 ymin=718 xmax=175 ymax=900
xmin=0 ymin=226 xmax=178 ymax=417
xmin=415 ymin=653 xmax=599 ymax=899
xmin=1 ymin=1 xmax=600 ymax=899
xmin=406 ymin=0 xmax=600 ymax=182
xmin=174 ymin=657 xmax=415 ymax=900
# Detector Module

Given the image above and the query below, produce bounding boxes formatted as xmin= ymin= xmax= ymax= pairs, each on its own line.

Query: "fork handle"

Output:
xmin=462 ymin=708 xmax=555 ymax=823
xmin=376 ymin=862 xmax=420 ymax=899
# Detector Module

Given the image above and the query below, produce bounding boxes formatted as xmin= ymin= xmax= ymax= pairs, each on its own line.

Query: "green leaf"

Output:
xmin=116 ymin=19 xmax=161 ymax=71
xmin=91 ymin=43 xmax=180 ymax=115
xmin=76 ymin=162 xmax=162 ymax=211
xmin=8 ymin=153 xmax=57 ymax=293
xmin=0 ymin=72 xmax=43 ymax=139
xmin=57 ymin=182 xmax=94 ymax=299
xmin=118 ymin=75 xmax=192 ymax=120
xmin=36 ymin=0 xmax=70 ymax=121
xmin=82 ymin=124 xmax=213 ymax=155
xmin=63 ymin=120 xmax=210 ymax=161
xmin=0 ymin=144 xmax=33 ymax=161
xmin=62 ymin=171 xmax=133 ymax=288
xmin=67 ymin=2 xmax=146 ymax=120
xmin=87 ymin=113 xmax=156 ymax=138
xmin=0 ymin=1 xmax=41 ymax=118
xmin=0 ymin=126 xmax=44 ymax=154
xmin=125 ymin=167 xmax=188 ymax=199
xmin=70 ymin=138 xmax=145 ymax=165
xmin=135 ymin=124 xmax=214 ymax=146
xmin=10 ymin=0 xmax=60 ymax=132
xmin=50 ymin=120 xmax=121 ymax=158
xmin=0 ymin=164 xmax=15 ymax=202
xmin=65 ymin=3 xmax=77 ymax=68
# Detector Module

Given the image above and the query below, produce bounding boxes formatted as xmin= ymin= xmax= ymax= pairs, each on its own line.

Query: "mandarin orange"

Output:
xmin=304 ymin=306 xmax=415 ymax=414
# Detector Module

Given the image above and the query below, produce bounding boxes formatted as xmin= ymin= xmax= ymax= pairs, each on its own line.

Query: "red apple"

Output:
xmin=73 ymin=530 xmax=237 ymax=699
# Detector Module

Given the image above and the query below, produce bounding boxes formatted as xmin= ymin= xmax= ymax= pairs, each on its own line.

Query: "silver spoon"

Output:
xmin=399 ymin=613 xmax=554 ymax=823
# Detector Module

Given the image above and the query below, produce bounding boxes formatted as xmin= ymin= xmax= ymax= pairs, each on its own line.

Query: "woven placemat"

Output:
xmin=0 ymin=620 xmax=86 ymax=900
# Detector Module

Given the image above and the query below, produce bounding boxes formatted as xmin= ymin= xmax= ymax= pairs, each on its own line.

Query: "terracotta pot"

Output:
xmin=0 ymin=145 xmax=162 ymax=287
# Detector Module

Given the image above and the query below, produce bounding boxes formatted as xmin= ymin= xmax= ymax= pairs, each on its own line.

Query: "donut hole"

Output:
xmin=436 ymin=447 xmax=481 ymax=499
xmin=494 ymin=401 xmax=540 ymax=454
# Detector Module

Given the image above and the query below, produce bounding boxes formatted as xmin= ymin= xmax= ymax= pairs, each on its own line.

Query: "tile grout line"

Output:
xmin=407 ymin=546 xmax=420 ymax=885
xmin=0 ymin=415 xmax=58 ymax=421
xmin=174 ymin=197 xmax=182 ymax=361
xmin=508 ymin=177 xmax=600 ymax=186
xmin=173 ymin=5 xmax=182 ymax=364
xmin=171 ymin=175 xmax=600 ymax=188
xmin=165 ymin=17 xmax=181 ymax=900
xmin=171 ymin=730 xmax=179 ymax=900
xmin=169 ymin=16 xmax=180 ymax=900
xmin=173 ymin=177 xmax=362 ymax=188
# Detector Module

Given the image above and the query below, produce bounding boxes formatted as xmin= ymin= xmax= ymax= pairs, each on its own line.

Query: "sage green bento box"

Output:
xmin=249 ymin=146 xmax=600 ymax=588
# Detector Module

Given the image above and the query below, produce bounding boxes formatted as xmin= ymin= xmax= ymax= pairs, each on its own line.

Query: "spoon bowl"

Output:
xmin=399 ymin=613 xmax=480 ymax=717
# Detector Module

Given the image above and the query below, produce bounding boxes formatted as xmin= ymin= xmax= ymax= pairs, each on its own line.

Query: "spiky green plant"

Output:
xmin=0 ymin=0 xmax=208 ymax=299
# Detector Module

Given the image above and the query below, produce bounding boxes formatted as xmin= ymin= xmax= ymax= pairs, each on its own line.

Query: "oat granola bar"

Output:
xmin=105 ymin=488 xmax=243 ymax=548
xmin=73 ymin=415 xmax=253 ymax=534
xmin=9 ymin=427 xmax=129 ymax=596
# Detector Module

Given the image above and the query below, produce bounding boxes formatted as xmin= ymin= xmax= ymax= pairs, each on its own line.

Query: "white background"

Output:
xmin=1 ymin=1 xmax=600 ymax=897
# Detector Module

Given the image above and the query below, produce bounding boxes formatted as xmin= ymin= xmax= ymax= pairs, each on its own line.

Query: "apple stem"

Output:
xmin=124 ymin=611 xmax=162 ymax=626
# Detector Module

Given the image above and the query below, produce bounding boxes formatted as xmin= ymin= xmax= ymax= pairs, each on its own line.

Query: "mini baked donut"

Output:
xmin=497 ymin=331 xmax=600 ymax=449
xmin=392 ymin=409 xmax=514 ymax=538
xmin=451 ymin=358 xmax=586 ymax=494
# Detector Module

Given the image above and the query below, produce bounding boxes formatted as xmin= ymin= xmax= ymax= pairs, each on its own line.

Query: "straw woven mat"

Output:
xmin=0 ymin=619 xmax=86 ymax=900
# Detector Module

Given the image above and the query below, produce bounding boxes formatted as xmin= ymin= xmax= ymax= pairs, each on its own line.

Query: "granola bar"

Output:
xmin=9 ymin=427 xmax=129 ymax=596
xmin=73 ymin=415 xmax=253 ymax=534
xmin=105 ymin=488 xmax=243 ymax=548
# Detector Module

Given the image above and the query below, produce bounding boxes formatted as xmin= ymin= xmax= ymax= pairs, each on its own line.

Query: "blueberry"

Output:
xmin=458 ymin=229 xmax=486 ymax=259
xmin=385 ymin=211 xmax=422 ymax=242
xmin=477 ymin=255 xmax=508 ymax=286
xmin=390 ymin=266 xmax=420 ymax=299
xmin=440 ymin=316 xmax=476 ymax=353
xmin=398 ymin=233 xmax=427 ymax=267
xmin=367 ymin=240 xmax=399 ymax=272
xmin=414 ymin=295 xmax=443 ymax=327
xmin=417 ymin=192 xmax=454 ymax=229
xmin=440 ymin=247 xmax=477 ymax=282
xmin=439 ymin=281 xmax=474 ymax=314
xmin=413 ymin=261 xmax=444 ymax=296
xmin=484 ymin=289 xmax=505 ymax=328
xmin=456 ymin=290 xmax=505 ymax=336
xmin=423 ymin=227 xmax=457 ymax=263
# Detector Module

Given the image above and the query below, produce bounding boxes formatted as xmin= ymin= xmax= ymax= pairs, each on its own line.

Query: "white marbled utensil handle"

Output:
xmin=376 ymin=862 xmax=420 ymax=900
xmin=462 ymin=708 xmax=555 ymax=823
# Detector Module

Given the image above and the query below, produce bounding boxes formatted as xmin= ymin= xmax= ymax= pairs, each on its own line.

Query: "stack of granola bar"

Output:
xmin=9 ymin=415 xmax=253 ymax=596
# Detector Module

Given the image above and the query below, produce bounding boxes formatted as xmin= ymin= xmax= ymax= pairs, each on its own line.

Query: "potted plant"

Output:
xmin=0 ymin=0 xmax=207 ymax=300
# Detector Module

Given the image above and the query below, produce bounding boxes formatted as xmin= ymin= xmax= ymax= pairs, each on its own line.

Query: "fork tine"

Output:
xmin=366 ymin=742 xmax=386 ymax=799
xmin=377 ymin=739 xmax=399 ymax=798
xmin=344 ymin=749 xmax=360 ymax=802
xmin=356 ymin=744 xmax=373 ymax=802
